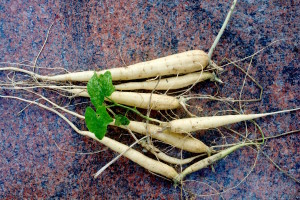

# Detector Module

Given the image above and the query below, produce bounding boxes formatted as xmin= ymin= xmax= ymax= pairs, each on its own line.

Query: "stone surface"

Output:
xmin=0 ymin=0 xmax=299 ymax=199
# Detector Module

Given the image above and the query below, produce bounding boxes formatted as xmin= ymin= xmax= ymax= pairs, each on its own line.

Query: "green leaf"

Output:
xmin=87 ymin=73 xmax=105 ymax=108
xmin=114 ymin=114 xmax=130 ymax=126
xmin=87 ymin=71 xmax=115 ymax=109
xmin=99 ymin=71 xmax=115 ymax=97
xmin=85 ymin=106 xmax=113 ymax=140
xmin=96 ymin=106 xmax=114 ymax=125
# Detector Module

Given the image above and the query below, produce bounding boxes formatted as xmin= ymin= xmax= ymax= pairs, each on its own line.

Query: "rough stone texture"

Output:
xmin=0 ymin=0 xmax=299 ymax=199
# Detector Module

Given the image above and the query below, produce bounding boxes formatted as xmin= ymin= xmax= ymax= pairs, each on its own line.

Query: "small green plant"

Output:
xmin=85 ymin=71 xmax=130 ymax=140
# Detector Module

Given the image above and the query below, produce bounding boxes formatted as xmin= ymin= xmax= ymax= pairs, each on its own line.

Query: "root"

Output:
xmin=174 ymin=142 xmax=256 ymax=183
xmin=94 ymin=136 xmax=148 ymax=178
xmin=33 ymin=18 xmax=56 ymax=72
xmin=0 ymin=0 xmax=297 ymax=196
xmin=208 ymin=0 xmax=237 ymax=64
xmin=0 ymin=94 xmax=179 ymax=179
xmin=181 ymin=147 xmax=260 ymax=197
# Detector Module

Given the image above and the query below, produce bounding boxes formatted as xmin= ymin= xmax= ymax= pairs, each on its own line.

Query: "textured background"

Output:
xmin=0 ymin=0 xmax=299 ymax=199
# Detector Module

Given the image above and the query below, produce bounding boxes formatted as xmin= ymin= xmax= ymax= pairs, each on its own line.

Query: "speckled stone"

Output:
xmin=0 ymin=0 xmax=299 ymax=199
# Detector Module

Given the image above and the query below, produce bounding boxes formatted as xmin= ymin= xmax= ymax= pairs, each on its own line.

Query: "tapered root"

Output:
xmin=164 ymin=108 xmax=300 ymax=133
xmin=127 ymin=121 xmax=210 ymax=154
xmin=174 ymin=143 xmax=251 ymax=183
xmin=66 ymin=89 xmax=180 ymax=110
xmin=99 ymin=136 xmax=179 ymax=179
xmin=38 ymin=50 xmax=209 ymax=82
xmin=115 ymin=72 xmax=215 ymax=91
xmin=0 ymin=94 xmax=179 ymax=180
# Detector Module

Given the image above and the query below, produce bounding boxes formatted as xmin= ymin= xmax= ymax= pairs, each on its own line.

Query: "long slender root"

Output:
xmin=115 ymin=72 xmax=216 ymax=91
xmin=164 ymin=108 xmax=300 ymax=133
xmin=139 ymin=140 xmax=205 ymax=165
xmin=0 ymin=94 xmax=179 ymax=179
xmin=0 ymin=50 xmax=208 ymax=82
xmin=18 ymin=88 xmax=207 ymax=155
xmin=174 ymin=143 xmax=254 ymax=183
xmin=127 ymin=121 xmax=211 ymax=154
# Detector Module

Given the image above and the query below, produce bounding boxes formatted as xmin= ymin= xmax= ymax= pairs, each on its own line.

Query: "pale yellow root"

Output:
xmin=12 ymin=50 xmax=207 ymax=82
xmin=9 ymin=89 xmax=203 ymax=163
xmin=67 ymin=89 xmax=180 ymax=110
xmin=126 ymin=121 xmax=210 ymax=154
xmin=174 ymin=143 xmax=250 ymax=183
xmin=164 ymin=108 xmax=300 ymax=133
xmin=115 ymin=72 xmax=215 ymax=91
xmin=19 ymin=89 xmax=200 ymax=166
xmin=139 ymin=140 xmax=203 ymax=165
xmin=0 ymin=94 xmax=179 ymax=179
xmin=99 ymin=136 xmax=178 ymax=179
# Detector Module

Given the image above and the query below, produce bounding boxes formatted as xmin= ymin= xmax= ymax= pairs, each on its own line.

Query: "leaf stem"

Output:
xmin=107 ymin=97 xmax=162 ymax=124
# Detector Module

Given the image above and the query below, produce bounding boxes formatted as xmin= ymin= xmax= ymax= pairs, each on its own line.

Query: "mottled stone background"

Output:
xmin=0 ymin=0 xmax=299 ymax=199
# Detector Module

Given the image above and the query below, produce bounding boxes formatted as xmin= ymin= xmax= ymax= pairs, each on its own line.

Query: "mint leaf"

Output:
xmin=85 ymin=106 xmax=113 ymax=140
xmin=114 ymin=114 xmax=130 ymax=126
xmin=87 ymin=71 xmax=115 ymax=109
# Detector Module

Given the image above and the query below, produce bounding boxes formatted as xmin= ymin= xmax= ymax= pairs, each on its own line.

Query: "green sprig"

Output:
xmin=85 ymin=71 xmax=130 ymax=140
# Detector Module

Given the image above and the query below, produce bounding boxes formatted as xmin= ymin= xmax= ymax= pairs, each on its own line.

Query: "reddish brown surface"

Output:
xmin=0 ymin=0 xmax=299 ymax=199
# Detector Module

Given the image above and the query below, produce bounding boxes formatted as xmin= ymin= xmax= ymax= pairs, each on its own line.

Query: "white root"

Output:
xmin=139 ymin=140 xmax=204 ymax=165
xmin=164 ymin=108 xmax=300 ymax=133
xmin=0 ymin=94 xmax=179 ymax=179
xmin=126 ymin=121 xmax=210 ymax=154
xmin=0 ymin=50 xmax=208 ymax=82
xmin=66 ymin=89 xmax=180 ymax=110
xmin=7 ymin=88 xmax=206 ymax=157
xmin=39 ymin=50 xmax=208 ymax=82
xmin=174 ymin=142 xmax=251 ymax=183
xmin=115 ymin=72 xmax=216 ymax=91
xmin=22 ymin=89 xmax=201 ymax=165
xmin=99 ymin=136 xmax=178 ymax=179
xmin=0 ymin=84 xmax=180 ymax=110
